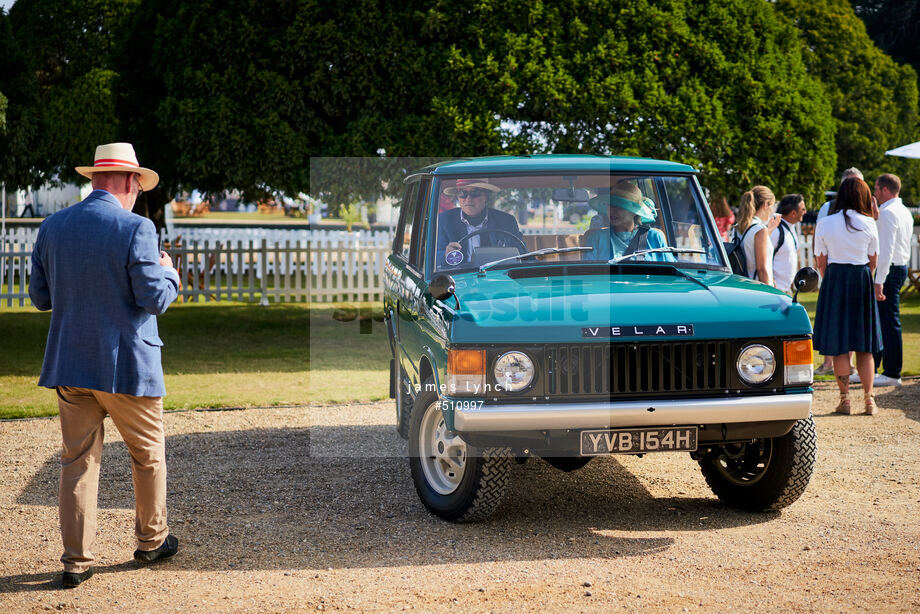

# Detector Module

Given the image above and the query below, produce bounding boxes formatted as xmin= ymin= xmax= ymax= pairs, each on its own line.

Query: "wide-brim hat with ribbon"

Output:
xmin=75 ymin=142 xmax=159 ymax=191
xmin=443 ymin=178 xmax=501 ymax=196
xmin=589 ymin=187 xmax=657 ymax=224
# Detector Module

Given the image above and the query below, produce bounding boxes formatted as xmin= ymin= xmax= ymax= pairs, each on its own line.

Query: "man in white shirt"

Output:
xmin=814 ymin=167 xmax=863 ymax=376
xmin=872 ymin=173 xmax=913 ymax=386
xmin=771 ymin=194 xmax=805 ymax=293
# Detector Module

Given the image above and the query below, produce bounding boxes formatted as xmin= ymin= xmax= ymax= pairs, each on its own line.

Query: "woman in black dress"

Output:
xmin=812 ymin=178 xmax=882 ymax=415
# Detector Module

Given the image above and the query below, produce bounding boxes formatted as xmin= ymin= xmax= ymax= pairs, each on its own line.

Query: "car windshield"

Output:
xmin=431 ymin=173 xmax=724 ymax=274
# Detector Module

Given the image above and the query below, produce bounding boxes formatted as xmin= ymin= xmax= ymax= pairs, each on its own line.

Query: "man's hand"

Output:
xmin=871 ymin=196 xmax=880 ymax=220
xmin=875 ymin=283 xmax=886 ymax=302
xmin=445 ymin=241 xmax=461 ymax=254
xmin=159 ymin=250 xmax=174 ymax=268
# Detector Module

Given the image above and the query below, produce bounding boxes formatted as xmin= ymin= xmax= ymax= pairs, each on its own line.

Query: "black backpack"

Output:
xmin=725 ymin=224 xmax=757 ymax=277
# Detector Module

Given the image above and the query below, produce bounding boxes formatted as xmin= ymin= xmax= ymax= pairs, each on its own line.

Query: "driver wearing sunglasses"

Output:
xmin=436 ymin=178 xmax=523 ymax=268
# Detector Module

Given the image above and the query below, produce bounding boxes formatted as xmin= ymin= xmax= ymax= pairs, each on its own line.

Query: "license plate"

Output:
xmin=580 ymin=426 xmax=698 ymax=456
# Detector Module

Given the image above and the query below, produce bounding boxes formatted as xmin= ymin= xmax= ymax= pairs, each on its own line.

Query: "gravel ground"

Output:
xmin=1 ymin=382 xmax=919 ymax=613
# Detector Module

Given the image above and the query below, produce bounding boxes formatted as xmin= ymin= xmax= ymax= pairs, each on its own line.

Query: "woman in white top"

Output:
xmin=813 ymin=177 xmax=882 ymax=415
xmin=735 ymin=186 xmax=780 ymax=284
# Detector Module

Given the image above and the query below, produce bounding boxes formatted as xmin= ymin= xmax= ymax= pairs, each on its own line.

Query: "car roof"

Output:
xmin=417 ymin=154 xmax=697 ymax=176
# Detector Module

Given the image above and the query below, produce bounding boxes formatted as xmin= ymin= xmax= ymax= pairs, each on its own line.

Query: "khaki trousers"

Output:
xmin=56 ymin=386 xmax=169 ymax=572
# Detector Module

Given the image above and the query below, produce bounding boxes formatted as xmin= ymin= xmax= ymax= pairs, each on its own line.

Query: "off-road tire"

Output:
xmin=409 ymin=380 xmax=511 ymax=522
xmin=394 ymin=359 xmax=412 ymax=439
xmin=698 ymin=414 xmax=817 ymax=511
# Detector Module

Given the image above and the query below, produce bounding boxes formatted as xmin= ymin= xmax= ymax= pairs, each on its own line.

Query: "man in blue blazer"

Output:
xmin=30 ymin=143 xmax=181 ymax=588
xmin=435 ymin=178 xmax=523 ymax=268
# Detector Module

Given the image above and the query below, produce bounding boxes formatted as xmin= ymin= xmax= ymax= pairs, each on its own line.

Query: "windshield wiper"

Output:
xmin=477 ymin=246 xmax=593 ymax=275
xmin=609 ymin=247 xmax=706 ymax=265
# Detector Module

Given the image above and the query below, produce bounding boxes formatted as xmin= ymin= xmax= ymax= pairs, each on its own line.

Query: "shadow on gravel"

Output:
xmin=10 ymin=424 xmax=774 ymax=579
xmin=0 ymin=561 xmax=135 ymax=594
xmin=872 ymin=380 xmax=920 ymax=424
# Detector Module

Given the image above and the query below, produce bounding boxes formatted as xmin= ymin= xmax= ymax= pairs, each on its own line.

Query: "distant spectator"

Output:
xmin=771 ymin=194 xmax=806 ymax=293
xmin=814 ymin=167 xmax=865 ymax=376
xmin=813 ymin=177 xmax=882 ymax=416
xmin=735 ymin=186 xmax=780 ymax=284
xmin=709 ymin=194 xmax=734 ymax=241
xmin=869 ymin=173 xmax=912 ymax=387
xmin=817 ymin=167 xmax=864 ymax=221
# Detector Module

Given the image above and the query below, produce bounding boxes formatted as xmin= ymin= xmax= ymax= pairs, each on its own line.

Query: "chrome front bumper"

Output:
xmin=452 ymin=393 xmax=812 ymax=432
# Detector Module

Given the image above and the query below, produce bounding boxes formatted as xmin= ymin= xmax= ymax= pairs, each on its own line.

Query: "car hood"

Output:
xmin=447 ymin=267 xmax=812 ymax=343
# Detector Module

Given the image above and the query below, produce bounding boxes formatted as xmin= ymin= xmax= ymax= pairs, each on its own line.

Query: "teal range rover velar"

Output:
xmin=383 ymin=155 xmax=818 ymax=521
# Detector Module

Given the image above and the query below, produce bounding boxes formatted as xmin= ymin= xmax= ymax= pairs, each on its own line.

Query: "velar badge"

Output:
xmin=582 ymin=324 xmax=695 ymax=338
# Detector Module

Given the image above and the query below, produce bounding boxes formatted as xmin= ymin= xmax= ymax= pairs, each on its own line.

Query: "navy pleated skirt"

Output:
xmin=813 ymin=263 xmax=883 ymax=356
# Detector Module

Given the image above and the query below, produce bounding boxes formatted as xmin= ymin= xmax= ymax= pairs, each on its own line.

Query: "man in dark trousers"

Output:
xmin=29 ymin=143 xmax=181 ymax=588
xmin=871 ymin=173 xmax=913 ymax=387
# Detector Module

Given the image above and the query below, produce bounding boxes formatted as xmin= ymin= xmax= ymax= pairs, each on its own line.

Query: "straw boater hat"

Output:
xmin=443 ymin=178 xmax=501 ymax=196
xmin=75 ymin=143 xmax=159 ymax=191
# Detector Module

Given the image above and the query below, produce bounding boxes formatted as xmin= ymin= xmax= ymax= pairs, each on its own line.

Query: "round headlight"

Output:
xmin=736 ymin=344 xmax=776 ymax=385
xmin=493 ymin=351 xmax=535 ymax=393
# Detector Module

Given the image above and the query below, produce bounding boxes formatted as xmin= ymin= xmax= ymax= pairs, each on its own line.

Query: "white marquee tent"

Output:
xmin=885 ymin=141 xmax=920 ymax=159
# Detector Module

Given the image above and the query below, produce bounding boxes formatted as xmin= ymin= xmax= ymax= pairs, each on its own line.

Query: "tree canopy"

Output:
xmin=0 ymin=0 xmax=916 ymax=216
xmin=0 ymin=0 xmax=136 ymax=189
xmin=777 ymin=0 xmax=919 ymax=200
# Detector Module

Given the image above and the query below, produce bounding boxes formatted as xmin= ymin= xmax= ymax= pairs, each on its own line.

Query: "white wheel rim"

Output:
xmin=418 ymin=401 xmax=467 ymax=495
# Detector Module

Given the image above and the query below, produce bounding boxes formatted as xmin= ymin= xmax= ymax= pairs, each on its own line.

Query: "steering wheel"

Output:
xmin=455 ymin=228 xmax=527 ymax=253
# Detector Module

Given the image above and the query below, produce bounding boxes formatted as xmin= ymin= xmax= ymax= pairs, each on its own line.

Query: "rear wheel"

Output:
xmin=409 ymin=381 xmax=511 ymax=522
xmin=697 ymin=414 xmax=817 ymax=511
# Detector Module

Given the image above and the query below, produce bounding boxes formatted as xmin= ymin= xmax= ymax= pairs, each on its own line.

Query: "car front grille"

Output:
xmin=544 ymin=341 xmax=731 ymax=397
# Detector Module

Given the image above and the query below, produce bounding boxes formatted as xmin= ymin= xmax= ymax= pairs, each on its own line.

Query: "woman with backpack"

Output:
xmin=813 ymin=177 xmax=882 ymax=415
xmin=734 ymin=185 xmax=781 ymax=284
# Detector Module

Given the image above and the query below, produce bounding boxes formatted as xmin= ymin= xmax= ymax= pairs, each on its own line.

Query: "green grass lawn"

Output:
xmin=0 ymin=302 xmax=390 ymax=419
xmin=798 ymin=291 xmax=920 ymax=378
xmin=2 ymin=291 xmax=918 ymax=419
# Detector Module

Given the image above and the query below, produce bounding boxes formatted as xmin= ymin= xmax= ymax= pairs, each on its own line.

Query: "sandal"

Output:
xmin=864 ymin=395 xmax=878 ymax=416
xmin=835 ymin=394 xmax=852 ymax=415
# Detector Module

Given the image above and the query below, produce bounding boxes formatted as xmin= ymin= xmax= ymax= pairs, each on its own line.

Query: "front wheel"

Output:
xmin=697 ymin=414 xmax=817 ymax=511
xmin=409 ymin=381 xmax=511 ymax=522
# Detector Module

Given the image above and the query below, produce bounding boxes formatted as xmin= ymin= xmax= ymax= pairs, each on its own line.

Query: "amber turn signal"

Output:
xmin=783 ymin=339 xmax=813 ymax=366
xmin=448 ymin=349 xmax=485 ymax=375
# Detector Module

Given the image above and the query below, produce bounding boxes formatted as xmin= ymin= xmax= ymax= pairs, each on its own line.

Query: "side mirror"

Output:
xmin=429 ymin=274 xmax=456 ymax=302
xmin=791 ymin=267 xmax=819 ymax=303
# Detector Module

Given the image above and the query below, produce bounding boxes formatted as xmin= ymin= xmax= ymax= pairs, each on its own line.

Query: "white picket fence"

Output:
xmin=3 ymin=229 xmax=920 ymax=308
xmin=0 ymin=237 xmax=391 ymax=307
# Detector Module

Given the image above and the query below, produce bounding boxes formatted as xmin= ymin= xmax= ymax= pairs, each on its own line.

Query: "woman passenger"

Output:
xmin=582 ymin=181 xmax=671 ymax=262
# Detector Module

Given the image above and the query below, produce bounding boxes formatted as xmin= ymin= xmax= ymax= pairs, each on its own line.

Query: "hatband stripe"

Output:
xmin=93 ymin=158 xmax=139 ymax=167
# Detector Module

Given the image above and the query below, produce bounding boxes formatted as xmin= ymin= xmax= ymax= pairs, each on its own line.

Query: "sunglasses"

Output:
xmin=456 ymin=188 xmax=486 ymax=199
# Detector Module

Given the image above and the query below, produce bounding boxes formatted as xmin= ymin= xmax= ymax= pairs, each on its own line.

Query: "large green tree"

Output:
xmin=852 ymin=0 xmax=920 ymax=77
xmin=0 ymin=0 xmax=136 ymax=190
xmin=407 ymin=0 xmax=838 ymax=203
xmin=0 ymin=6 xmax=41 ymax=190
xmin=3 ymin=0 xmax=915 ymax=215
xmin=777 ymin=0 xmax=919 ymax=201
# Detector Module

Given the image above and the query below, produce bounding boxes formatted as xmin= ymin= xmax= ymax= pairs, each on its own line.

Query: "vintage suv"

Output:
xmin=383 ymin=155 xmax=818 ymax=522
